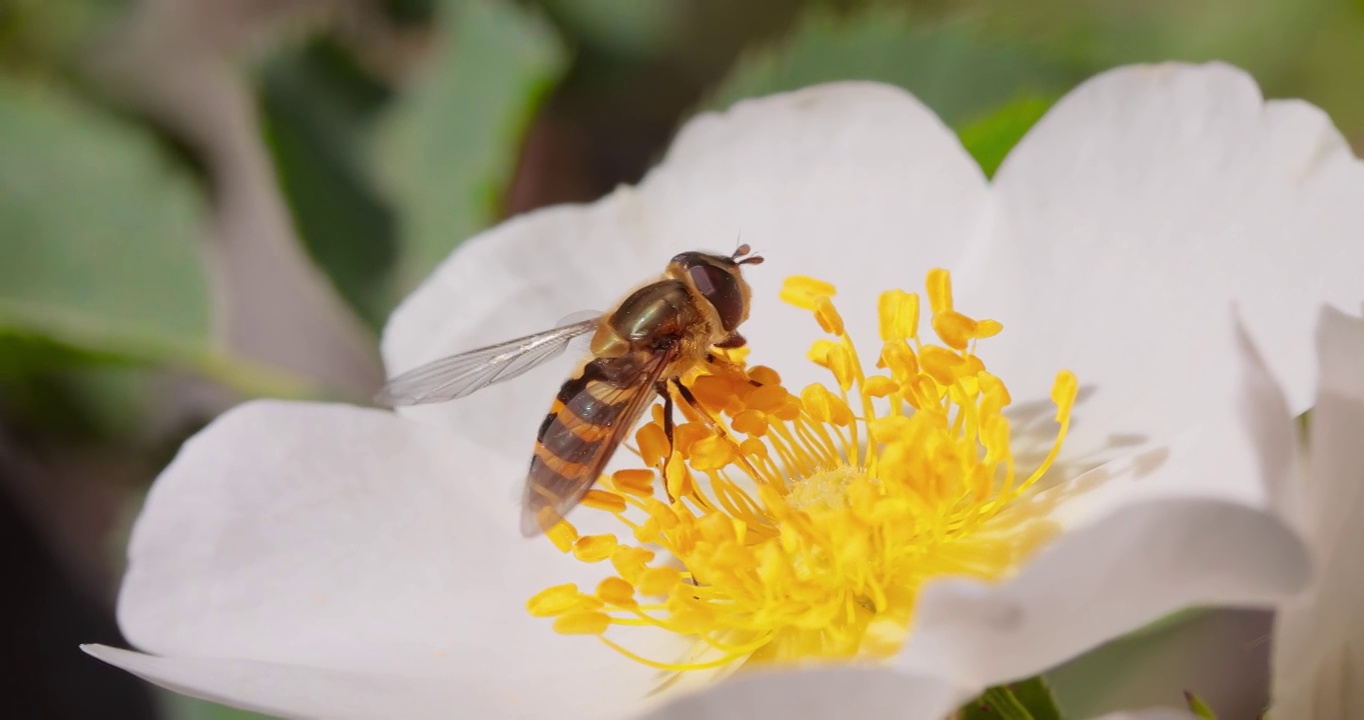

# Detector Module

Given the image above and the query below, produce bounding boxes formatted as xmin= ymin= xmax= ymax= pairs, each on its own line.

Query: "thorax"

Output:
xmin=590 ymin=279 xmax=716 ymax=359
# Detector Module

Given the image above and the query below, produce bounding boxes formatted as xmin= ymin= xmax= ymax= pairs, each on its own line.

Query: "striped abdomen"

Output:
xmin=522 ymin=352 xmax=668 ymax=536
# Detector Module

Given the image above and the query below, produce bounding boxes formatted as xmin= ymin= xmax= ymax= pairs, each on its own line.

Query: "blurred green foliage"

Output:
xmin=711 ymin=9 xmax=1076 ymax=128
xmin=161 ymin=691 xmax=271 ymax=720
xmin=1186 ymin=692 xmax=1219 ymax=719
xmin=261 ymin=39 xmax=398 ymax=327
xmin=706 ymin=8 xmax=1071 ymax=181
xmin=962 ymin=676 xmax=1064 ymax=720
xmin=0 ymin=0 xmax=127 ymax=78
xmin=0 ymin=76 xmax=302 ymax=438
xmin=379 ymin=0 xmax=565 ymax=296
xmin=263 ymin=0 xmax=566 ymax=325
xmin=710 ymin=0 xmax=1364 ymax=168
xmin=0 ymin=74 xmax=219 ymax=439
xmin=0 ymin=330 xmax=148 ymax=439
xmin=0 ymin=78 xmax=209 ymax=360
xmin=956 ymin=95 xmax=1055 ymax=177
xmin=540 ymin=0 xmax=677 ymax=60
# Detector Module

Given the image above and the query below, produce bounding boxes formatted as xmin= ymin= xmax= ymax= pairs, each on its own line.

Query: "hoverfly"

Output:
xmin=377 ymin=245 xmax=764 ymax=536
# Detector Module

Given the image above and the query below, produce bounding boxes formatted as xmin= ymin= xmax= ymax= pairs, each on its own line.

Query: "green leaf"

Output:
xmin=160 ymin=691 xmax=273 ymax=720
xmin=1185 ymin=691 xmax=1219 ymax=719
xmin=0 ymin=77 xmax=211 ymax=363
xmin=379 ymin=0 xmax=567 ymax=296
xmin=970 ymin=0 xmax=1322 ymax=86
xmin=539 ymin=0 xmax=676 ymax=59
xmin=261 ymin=38 xmax=398 ymax=327
xmin=0 ymin=0 xmax=130 ymax=78
xmin=962 ymin=676 xmax=1065 ymax=720
xmin=709 ymin=8 xmax=1076 ymax=129
xmin=0 ymin=327 xmax=148 ymax=440
xmin=956 ymin=94 xmax=1055 ymax=178
xmin=0 ymin=80 xmax=317 ymax=403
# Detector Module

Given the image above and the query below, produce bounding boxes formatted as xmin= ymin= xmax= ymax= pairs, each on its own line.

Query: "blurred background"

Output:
xmin=1 ymin=0 xmax=1361 ymax=718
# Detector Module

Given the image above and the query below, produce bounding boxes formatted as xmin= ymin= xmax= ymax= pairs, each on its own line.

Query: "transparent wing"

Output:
xmin=375 ymin=317 xmax=601 ymax=406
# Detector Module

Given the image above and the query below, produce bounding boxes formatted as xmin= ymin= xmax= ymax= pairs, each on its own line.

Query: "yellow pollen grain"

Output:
xmin=573 ymin=534 xmax=618 ymax=562
xmin=749 ymin=366 xmax=782 ymax=386
xmin=581 ymin=489 xmax=628 ymax=513
xmin=610 ymin=546 xmax=654 ymax=582
xmin=554 ymin=611 xmax=611 ymax=635
xmin=597 ymin=577 xmax=638 ymax=608
xmin=731 ymin=409 xmax=768 ymax=436
xmin=808 ymin=338 xmax=839 ymax=367
xmin=529 ymin=268 xmax=1077 ymax=682
xmin=878 ymin=289 xmax=920 ymax=343
xmin=527 ymin=583 xmax=585 ymax=617
xmin=863 ymin=375 xmax=898 ymax=398
xmin=610 ymin=470 xmax=651 ymax=497
xmin=636 ymin=423 xmax=669 ymax=468
xmin=932 ymin=310 xmax=978 ymax=351
xmin=545 ymin=519 xmax=578 ymax=553
xmin=780 ymin=276 xmax=838 ymax=310
xmin=926 ymin=268 xmax=953 ymax=315
xmin=814 ymin=297 xmax=845 ymax=336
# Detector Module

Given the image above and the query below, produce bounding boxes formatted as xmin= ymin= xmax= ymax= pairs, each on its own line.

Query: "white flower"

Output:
xmin=84 ymin=62 xmax=1364 ymax=719
xmin=1269 ymin=308 xmax=1364 ymax=719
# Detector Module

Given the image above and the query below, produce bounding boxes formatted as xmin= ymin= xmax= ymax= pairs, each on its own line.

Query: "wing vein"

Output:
xmin=375 ymin=318 xmax=600 ymax=406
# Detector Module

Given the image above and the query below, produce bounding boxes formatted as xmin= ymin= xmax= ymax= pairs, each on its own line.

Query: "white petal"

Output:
xmin=896 ymin=498 xmax=1306 ymax=691
xmin=894 ymin=304 xmax=1308 ymax=687
xmin=380 ymin=82 xmax=990 ymax=460
xmin=108 ymin=400 xmax=676 ymax=719
xmin=1273 ymin=307 xmax=1364 ymax=720
xmin=83 ymin=645 xmax=462 ymax=720
xmin=966 ymin=62 xmax=1364 ymax=462
xmin=1038 ymin=312 xmax=1301 ymax=531
xmin=632 ymin=666 xmax=971 ymax=720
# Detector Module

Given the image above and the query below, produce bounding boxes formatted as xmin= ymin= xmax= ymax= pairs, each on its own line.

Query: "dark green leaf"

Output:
xmin=709 ymin=8 xmax=1076 ymax=128
xmin=261 ymin=38 xmax=398 ymax=327
xmin=962 ymin=676 xmax=1065 ymax=720
xmin=0 ymin=328 xmax=149 ymax=440
xmin=379 ymin=0 xmax=567 ymax=295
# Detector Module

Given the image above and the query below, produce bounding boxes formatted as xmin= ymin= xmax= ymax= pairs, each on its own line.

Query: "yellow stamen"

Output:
xmin=527 ymin=270 xmax=1077 ymax=681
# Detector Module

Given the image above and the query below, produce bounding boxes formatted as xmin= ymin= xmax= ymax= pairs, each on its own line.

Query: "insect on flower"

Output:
xmin=376 ymin=245 xmax=764 ymax=536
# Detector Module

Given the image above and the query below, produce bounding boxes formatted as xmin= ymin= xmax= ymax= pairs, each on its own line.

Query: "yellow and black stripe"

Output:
xmin=521 ymin=351 xmax=673 ymax=536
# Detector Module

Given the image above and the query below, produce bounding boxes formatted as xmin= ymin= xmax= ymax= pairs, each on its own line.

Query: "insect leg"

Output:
xmin=671 ymin=378 xmax=764 ymax=481
xmin=655 ymin=380 xmax=678 ymax=503
xmin=671 ymin=377 xmax=701 ymax=414
xmin=673 ymin=379 xmax=734 ymax=440
xmin=655 ymin=380 xmax=676 ymax=454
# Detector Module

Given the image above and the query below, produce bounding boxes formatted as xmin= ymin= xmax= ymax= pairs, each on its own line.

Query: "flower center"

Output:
xmin=527 ymin=269 xmax=1077 ymax=674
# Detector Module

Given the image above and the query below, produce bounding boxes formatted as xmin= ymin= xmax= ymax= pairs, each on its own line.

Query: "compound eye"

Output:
xmin=688 ymin=263 xmax=744 ymax=332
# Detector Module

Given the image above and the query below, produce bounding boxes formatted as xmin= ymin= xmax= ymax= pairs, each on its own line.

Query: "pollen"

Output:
xmin=527 ymin=269 xmax=1078 ymax=677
